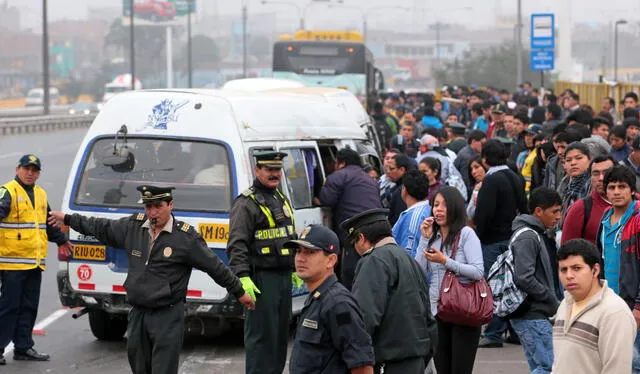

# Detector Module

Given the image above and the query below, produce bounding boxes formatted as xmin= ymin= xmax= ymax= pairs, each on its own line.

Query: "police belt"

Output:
xmin=254 ymin=225 xmax=295 ymax=240
xmin=132 ymin=301 xmax=183 ymax=314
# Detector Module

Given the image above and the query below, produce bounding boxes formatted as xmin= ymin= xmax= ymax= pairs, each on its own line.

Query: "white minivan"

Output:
xmin=25 ymin=87 xmax=60 ymax=106
xmin=57 ymin=84 xmax=381 ymax=340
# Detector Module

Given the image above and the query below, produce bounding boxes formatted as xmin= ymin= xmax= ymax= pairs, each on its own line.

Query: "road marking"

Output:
xmin=0 ymin=152 xmax=23 ymax=160
xmin=179 ymin=348 xmax=220 ymax=374
xmin=4 ymin=308 xmax=69 ymax=356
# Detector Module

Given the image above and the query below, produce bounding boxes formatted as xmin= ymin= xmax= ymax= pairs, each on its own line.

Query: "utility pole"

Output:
xmin=42 ymin=0 xmax=50 ymax=114
xmin=242 ymin=3 xmax=248 ymax=77
xmin=435 ymin=21 xmax=440 ymax=67
xmin=187 ymin=0 xmax=193 ymax=88
xmin=516 ymin=0 xmax=523 ymax=87
xmin=129 ymin=0 xmax=136 ymax=90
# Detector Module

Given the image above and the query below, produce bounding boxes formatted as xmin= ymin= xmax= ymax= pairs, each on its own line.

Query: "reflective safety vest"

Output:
xmin=246 ymin=188 xmax=296 ymax=269
xmin=0 ymin=180 xmax=49 ymax=270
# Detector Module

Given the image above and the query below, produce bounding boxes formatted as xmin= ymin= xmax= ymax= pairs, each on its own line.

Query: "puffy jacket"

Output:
xmin=510 ymin=215 xmax=560 ymax=319
xmin=596 ymin=202 xmax=640 ymax=311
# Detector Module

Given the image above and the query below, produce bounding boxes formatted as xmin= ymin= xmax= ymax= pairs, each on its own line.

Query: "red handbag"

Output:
xmin=437 ymin=234 xmax=494 ymax=326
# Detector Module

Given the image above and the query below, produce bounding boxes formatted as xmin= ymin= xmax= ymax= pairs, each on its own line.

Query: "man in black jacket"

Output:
xmin=342 ymin=208 xmax=436 ymax=374
xmin=319 ymin=148 xmax=381 ymax=290
xmin=386 ymin=153 xmax=413 ymax=226
xmin=510 ymin=188 xmax=562 ymax=373
xmin=475 ymin=139 xmax=527 ymax=348
xmin=49 ymin=186 xmax=254 ymax=374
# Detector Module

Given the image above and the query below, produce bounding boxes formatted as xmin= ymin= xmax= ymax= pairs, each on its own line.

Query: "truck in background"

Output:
xmin=102 ymin=74 xmax=142 ymax=103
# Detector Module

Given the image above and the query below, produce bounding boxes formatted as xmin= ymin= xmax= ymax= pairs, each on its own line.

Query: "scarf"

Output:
xmin=560 ymin=171 xmax=591 ymax=222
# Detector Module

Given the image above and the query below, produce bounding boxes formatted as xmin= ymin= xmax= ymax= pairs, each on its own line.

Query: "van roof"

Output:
xmin=92 ymin=87 xmax=370 ymax=142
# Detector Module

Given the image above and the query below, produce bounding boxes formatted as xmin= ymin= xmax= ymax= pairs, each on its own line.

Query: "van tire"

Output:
xmin=89 ymin=309 xmax=128 ymax=341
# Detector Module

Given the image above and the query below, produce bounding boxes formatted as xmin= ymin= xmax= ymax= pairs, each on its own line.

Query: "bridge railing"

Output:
xmin=0 ymin=114 xmax=96 ymax=136
xmin=554 ymin=81 xmax=640 ymax=113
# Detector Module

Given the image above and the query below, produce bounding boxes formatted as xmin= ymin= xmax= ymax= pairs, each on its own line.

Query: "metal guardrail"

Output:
xmin=0 ymin=114 xmax=96 ymax=135
xmin=0 ymin=105 xmax=72 ymax=118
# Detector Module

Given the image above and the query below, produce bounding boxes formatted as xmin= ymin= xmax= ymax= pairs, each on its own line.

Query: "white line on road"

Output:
xmin=4 ymin=308 xmax=69 ymax=356
xmin=179 ymin=348 xmax=220 ymax=374
xmin=0 ymin=152 xmax=23 ymax=160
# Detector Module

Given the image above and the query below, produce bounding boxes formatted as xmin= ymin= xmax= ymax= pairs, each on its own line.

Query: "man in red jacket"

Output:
xmin=561 ymin=155 xmax=615 ymax=244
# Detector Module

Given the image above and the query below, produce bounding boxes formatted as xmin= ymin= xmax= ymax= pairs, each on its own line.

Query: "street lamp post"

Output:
xmin=614 ymin=19 xmax=628 ymax=82
xmin=187 ymin=0 xmax=193 ymax=88
xmin=42 ymin=0 xmax=50 ymax=115
xmin=516 ymin=0 xmax=522 ymax=87
xmin=432 ymin=7 xmax=471 ymax=67
xmin=261 ymin=1 xmax=303 ymax=31
xmin=242 ymin=2 xmax=248 ymax=78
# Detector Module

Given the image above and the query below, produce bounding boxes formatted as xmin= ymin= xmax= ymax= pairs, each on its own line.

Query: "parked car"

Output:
xmin=68 ymin=102 xmax=101 ymax=115
xmin=124 ymin=1 xmax=176 ymax=21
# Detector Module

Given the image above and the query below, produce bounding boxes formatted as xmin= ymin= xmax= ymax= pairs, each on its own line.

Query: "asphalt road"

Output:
xmin=0 ymin=128 xmax=529 ymax=373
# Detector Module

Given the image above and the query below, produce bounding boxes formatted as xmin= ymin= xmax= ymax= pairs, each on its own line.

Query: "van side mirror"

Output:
xmin=101 ymin=147 xmax=135 ymax=172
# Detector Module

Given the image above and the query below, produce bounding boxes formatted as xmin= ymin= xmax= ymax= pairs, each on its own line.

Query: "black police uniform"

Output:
xmin=342 ymin=209 xmax=437 ymax=374
xmin=63 ymin=186 xmax=245 ymax=374
xmin=226 ymin=151 xmax=297 ymax=374
xmin=287 ymin=225 xmax=374 ymax=374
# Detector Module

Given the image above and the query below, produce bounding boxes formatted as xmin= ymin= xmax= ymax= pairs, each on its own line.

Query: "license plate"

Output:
xmin=198 ymin=223 xmax=229 ymax=243
xmin=73 ymin=244 xmax=106 ymax=261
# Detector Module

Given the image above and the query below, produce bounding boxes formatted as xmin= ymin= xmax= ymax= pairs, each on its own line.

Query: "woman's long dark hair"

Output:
xmin=428 ymin=186 xmax=468 ymax=250
xmin=467 ymin=156 xmax=487 ymax=186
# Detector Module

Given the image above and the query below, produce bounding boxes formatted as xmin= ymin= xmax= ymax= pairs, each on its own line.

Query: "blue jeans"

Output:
xmin=0 ymin=269 xmax=42 ymax=352
xmin=510 ymin=319 xmax=554 ymax=374
xmin=633 ymin=329 xmax=640 ymax=373
xmin=482 ymin=241 xmax=510 ymax=343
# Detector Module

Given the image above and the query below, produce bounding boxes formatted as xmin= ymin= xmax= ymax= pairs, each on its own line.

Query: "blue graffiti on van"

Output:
xmin=145 ymin=99 xmax=188 ymax=130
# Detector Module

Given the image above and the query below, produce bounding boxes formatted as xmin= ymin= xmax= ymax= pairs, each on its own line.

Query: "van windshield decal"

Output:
xmin=144 ymin=99 xmax=189 ymax=130
xmin=74 ymin=138 xmax=233 ymax=213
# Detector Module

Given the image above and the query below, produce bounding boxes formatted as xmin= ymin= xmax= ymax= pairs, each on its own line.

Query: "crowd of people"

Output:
xmin=352 ymin=83 xmax=640 ymax=373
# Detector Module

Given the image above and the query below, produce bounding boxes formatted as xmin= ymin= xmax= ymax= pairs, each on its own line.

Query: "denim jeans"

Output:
xmin=510 ymin=319 xmax=554 ymax=374
xmin=481 ymin=241 xmax=510 ymax=343
xmin=633 ymin=329 xmax=640 ymax=373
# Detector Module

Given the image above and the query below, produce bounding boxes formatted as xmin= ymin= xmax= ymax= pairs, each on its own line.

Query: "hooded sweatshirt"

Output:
xmin=509 ymin=215 xmax=560 ymax=320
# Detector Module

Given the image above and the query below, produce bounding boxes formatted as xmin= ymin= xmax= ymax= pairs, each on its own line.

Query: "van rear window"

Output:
xmin=74 ymin=138 xmax=233 ymax=213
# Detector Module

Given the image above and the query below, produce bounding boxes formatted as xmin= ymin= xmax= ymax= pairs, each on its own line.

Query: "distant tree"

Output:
xmin=104 ymin=20 xmax=184 ymax=78
xmin=433 ymin=43 xmax=551 ymax=91
xmin=250 ymin=35 xmax=271 ymax=59
xmin=181 ymin=35 xmax=220 ymax=69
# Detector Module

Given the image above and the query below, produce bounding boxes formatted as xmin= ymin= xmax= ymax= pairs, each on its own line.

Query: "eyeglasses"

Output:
xmin=591 ymin=168 xmax=613 ymax=177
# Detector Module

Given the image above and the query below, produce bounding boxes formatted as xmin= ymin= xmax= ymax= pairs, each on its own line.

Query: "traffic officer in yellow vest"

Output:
xmin=0 ymin=155 xmax=72 ymax=365
xmin=227 ymin=151 xmax=301 ymax=374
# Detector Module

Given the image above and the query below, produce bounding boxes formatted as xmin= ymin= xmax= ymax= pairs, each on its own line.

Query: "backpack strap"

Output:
xmin=509 ymin=226 xmax=541 ymax=248
xmin=581 ymin=196 xmax=593 ymax=239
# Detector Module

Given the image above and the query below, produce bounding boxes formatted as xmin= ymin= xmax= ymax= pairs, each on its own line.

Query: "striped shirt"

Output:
xmin=392 ymin=200 xmax=431 ymax=258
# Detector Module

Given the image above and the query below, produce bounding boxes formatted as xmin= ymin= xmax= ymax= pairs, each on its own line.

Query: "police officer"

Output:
xmin=0 ymin=154 xmax=72 ymax=365
xmin=227 ymin=151 xmax=299 ymax=374
xmin=49 ymin=185 xmax=254 ymax=374
xmin=341 ymin=208 xmax=437 ymax=374
xmin=287 ymin=225 xmax=374 ymax=374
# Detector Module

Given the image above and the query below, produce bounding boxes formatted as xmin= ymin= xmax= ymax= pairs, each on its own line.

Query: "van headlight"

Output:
xmin=68 ymin=109 xmax=76 ymax=115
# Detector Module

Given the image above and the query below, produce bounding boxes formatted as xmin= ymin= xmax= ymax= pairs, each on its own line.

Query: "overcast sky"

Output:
xmin=7 ymin=0 xmax=640 ymax=30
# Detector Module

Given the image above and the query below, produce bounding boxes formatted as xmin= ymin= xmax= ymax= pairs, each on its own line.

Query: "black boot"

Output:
xmin=13 ymin=348 xmax=50 ymax=361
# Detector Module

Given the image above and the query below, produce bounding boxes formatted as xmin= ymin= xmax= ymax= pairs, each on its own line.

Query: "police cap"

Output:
xmin=136 ymin=185 xmax=175 ymax=203
xmin=18 ymin=154 xmax=41 ymax=170
xmin=447 ymin=122 xmax=467 ymax=135
xmin=285 ymin=225 xmax=340 ymax=254
xmin=339 ymin=208 xmax=390 ymax=237
xmin=254 ymin=151 xmax=288 ymax=169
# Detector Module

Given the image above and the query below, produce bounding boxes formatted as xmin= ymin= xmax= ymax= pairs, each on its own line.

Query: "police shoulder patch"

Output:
xmin=177 ymin=221 xmax=196 ymax=236
xmin=135 ymin=213 xmax=146 ymax=221
xmin=0 ymin=187 xmax=6 ymax=200
xmin=241 ymin=187 xmax=255 ymax=197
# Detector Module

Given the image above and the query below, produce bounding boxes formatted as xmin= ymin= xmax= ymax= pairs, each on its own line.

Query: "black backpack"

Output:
xmin=581 ymin=196 xmax=592 ymax=238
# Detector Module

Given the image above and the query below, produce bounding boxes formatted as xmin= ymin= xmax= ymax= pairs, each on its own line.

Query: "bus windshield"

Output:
xmin=73 ymin=138 xmax=233 ymax=213
xmin=273 ymin=42 xmax=365 ymax=75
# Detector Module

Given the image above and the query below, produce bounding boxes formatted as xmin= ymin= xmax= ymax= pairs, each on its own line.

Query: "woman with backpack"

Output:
xmin=415 ymin=186 xmax=485 ymax=374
